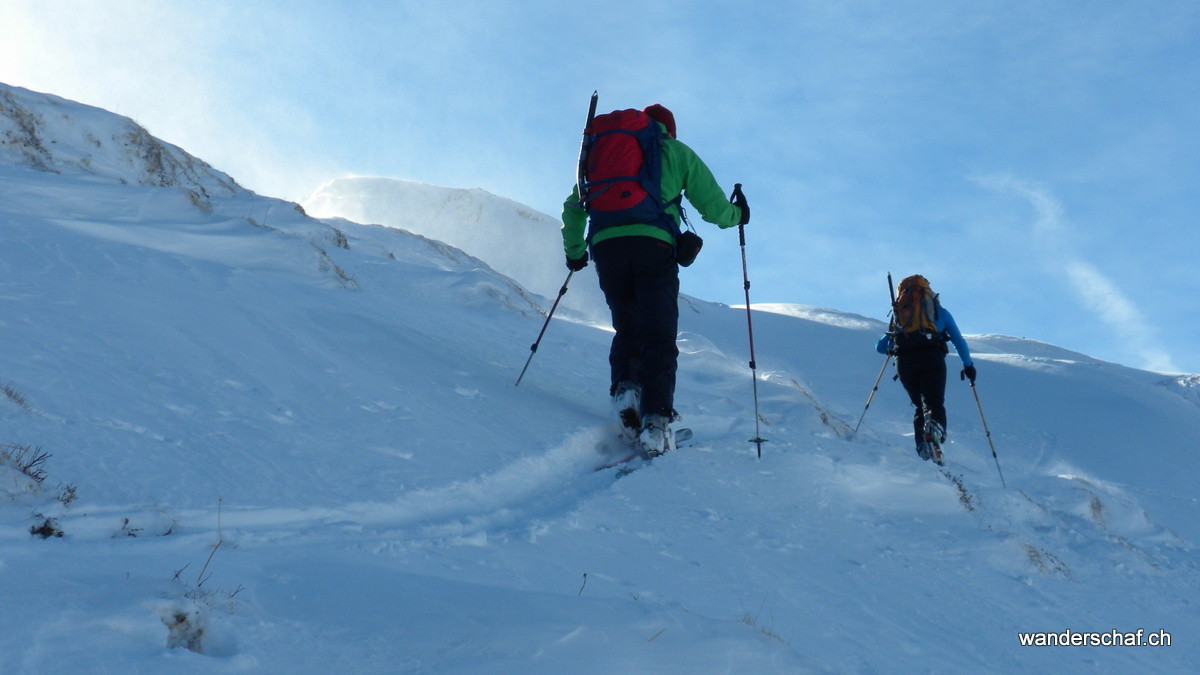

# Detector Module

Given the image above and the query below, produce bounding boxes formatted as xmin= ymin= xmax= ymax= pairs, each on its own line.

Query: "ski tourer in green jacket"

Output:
xmin=558 ymin=103 xmax=747 ymax=459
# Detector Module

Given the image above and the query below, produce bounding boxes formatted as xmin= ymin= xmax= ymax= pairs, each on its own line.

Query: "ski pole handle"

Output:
xmin=730 ymin=184 xmax=747 ymax=246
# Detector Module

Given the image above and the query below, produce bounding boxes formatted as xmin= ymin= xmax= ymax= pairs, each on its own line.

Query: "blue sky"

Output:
xmin=4 ymin=1 xmax=1198 ymax=373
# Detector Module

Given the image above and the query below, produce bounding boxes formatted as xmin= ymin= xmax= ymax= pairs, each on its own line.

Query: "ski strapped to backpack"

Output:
xmin=578 ymin=107 xmax=681 ymax=243
xmin=576 ymin=91 xmax=599 ymax=203
xmin=892 ymin=274 xmax=948 ymax=352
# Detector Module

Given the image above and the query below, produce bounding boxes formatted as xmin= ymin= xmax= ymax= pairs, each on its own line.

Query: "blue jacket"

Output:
xmin=876 ymin=307 xmax=973 ymax=367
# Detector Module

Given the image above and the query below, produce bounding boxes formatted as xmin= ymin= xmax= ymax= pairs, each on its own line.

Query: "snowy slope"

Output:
xmin=1 ymin=83 xmax=1197 ymax=673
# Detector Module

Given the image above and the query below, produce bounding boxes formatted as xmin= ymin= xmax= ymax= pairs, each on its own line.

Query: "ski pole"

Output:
xmin=733 ymin=184 xmax=767 ymax=457
xmin=853 ymin=354 xmax=892 ymax=435
xmin=855 ymin=272 xmax=899 ymax=434
xmin=516 ymin=92 xmax=598 ymax=387
xmin=515 ymin=270 xmax=573 ymax=386
xmin=968 ymin=381 xmax=1006 ymax=488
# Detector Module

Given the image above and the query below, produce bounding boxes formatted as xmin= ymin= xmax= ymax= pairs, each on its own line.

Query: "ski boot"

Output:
xmin=639 ymin=413 xmax=676 ymax=458
xmin=612 ymin=382 xmax=641 ymax=445
xmin=922 ymin=421 xmax=945 ymax=466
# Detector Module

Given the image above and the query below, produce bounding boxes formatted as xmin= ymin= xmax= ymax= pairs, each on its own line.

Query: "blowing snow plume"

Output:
xmin=303 ymin=176 xmax=612 ymax=323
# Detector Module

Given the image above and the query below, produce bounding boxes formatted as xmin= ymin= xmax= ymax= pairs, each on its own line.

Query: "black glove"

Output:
xmin=960 ymin=365 xmax=977 ymax=384
xmin=566 ymin=252 xmax=589 ymax=271
xmin=731 ymin=184 xmax=750 ymax=225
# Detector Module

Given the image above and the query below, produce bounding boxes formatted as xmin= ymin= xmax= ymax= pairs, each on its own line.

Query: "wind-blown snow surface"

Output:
xmin=1 ymin=82 xmax=1197 ymax=672
xmin=303 ymin=175 xmax=613 ymax=323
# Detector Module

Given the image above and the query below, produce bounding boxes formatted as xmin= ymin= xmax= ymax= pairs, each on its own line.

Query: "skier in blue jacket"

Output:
xmin=876 ymin=275 xmax=976 ymax=462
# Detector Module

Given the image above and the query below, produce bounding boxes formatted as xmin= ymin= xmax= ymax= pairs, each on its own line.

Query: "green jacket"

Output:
xmin=561 ymin=128 xmax=742 ymax=259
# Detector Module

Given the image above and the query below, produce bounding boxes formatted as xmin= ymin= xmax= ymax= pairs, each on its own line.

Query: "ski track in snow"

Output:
xmin=798 ymin=372 xmax=1194 ymax=582
xmin=47 ymin=426 xmax=628 ymax=547
xmin=20 ymin=419 xmax=1196 ymax=591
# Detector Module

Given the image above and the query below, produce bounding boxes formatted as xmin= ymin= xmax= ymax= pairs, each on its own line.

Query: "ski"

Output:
xmin=919 ymin=437 xmax=944 ymax=466
xmin=929 ymin=440 xmax=945 ymax=466
xmin=921 ymin=428 xmax=944 ymax=465
xmin=594 ymin=428 xmax=693 ymax=472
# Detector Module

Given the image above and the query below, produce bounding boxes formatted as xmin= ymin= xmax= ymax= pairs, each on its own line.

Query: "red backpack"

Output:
xmin=580 ymin=109 xmax=677 ymax=240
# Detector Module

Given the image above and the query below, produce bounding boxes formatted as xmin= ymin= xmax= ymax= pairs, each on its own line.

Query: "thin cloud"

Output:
xmin=977 ymin=174 xmax=1179 ymax=373
xmin=1062 ymin=260 xmax=1178 ymax=372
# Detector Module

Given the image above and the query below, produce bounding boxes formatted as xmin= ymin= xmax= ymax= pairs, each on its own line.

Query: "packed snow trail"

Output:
xmin=31 ymin=425 xmax=632 ymax=544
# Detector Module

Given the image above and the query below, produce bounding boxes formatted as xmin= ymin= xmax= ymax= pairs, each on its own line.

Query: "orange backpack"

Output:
xmin=893 ymin=275 xmax=940 ymax=335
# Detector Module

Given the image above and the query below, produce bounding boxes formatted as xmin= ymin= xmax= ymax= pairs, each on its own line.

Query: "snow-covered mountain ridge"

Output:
xmin=1 ymin=85 xmax=241 ymax=211
xmin=1 ymin=82 xmax=1197 ymax=672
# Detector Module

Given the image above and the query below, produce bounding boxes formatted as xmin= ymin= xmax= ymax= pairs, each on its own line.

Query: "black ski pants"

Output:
xmin=591 ymin=236 xmax=679 ymax=418
xmin=896 ymin=349 xmax=947 ymax=443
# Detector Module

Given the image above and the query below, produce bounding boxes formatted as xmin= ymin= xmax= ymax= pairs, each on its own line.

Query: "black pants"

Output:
xmin=896 ymin=350 xmax=947 ymax=443
xmin=592 ymin=236 xmax=679 ymax=417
